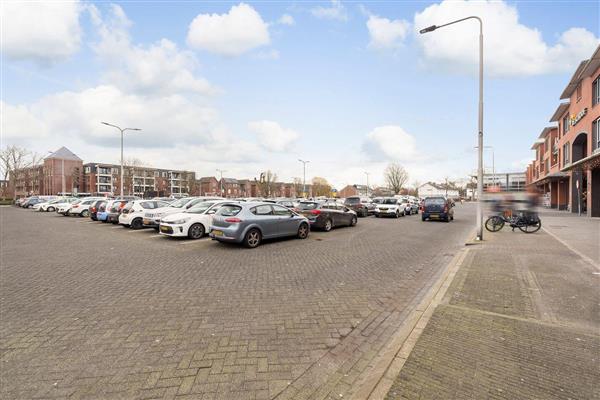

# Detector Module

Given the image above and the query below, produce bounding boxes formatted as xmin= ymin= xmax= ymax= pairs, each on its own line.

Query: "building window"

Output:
xmin=594 ymin=75 xmax=600 ymax=106
xmin=562 ymin=115 xmax=570 ymax=135
xmin=562 ymin=142 xmax=570 ymax=166
xmin=593 ymin=117 xmax=600 ymax=152
xmin=576 ymin=84 xmax=582 ymax=102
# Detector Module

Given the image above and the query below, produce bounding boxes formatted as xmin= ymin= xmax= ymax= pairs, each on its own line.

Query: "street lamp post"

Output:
xmin=364 ymin=171 xmax=370 ymax=197
xmin=420 ymin=16 xmax=484 ymax=240
xmin=298 ymin=159 xmax=309 ymax=198
xmin=101 ymin=122 xmax=141 ymax=197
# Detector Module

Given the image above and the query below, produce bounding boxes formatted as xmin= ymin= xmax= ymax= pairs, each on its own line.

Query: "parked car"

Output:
xmin=421 ymin=197 xmax=454 ymax=222
xmin=21 ymin=197 xmax=44 ymax=209
xmin=96 ymin=200 xmax=113 ymax=222
xmin=40 ymin=197 xmax=77 ymax=212
xmin=407 ymin=197 xmax=420 ymax=215
xmin=106 ymin=200 xmax=131 ymax=224
xmin=344 ymin=196 xmax=375 ymax=217
xmin=210 ymin=202 xmax=310 ymax=248
xmin=119 ymin=200 xmax=171 ymax=229
xmin=276 ymin=199 xmax=298 ymax=209
xmin=374 ymin=197 xmax=405 ymax=218
xmin=143 ymin=197 xmax=222 ymax=229
xmin=159 ymin=200 xmax=228 ymax=239
xmin=296 ymin=201 xmax=357 ymax=231
xmin=89 ymin=199 xmax=108 ymax=221
xmin=395 ymin=196 xmax=413 ymax=216
xmin=67 ymin=197 xmax=104 ymax=217
xmin=57 ymin=200 xmax=78 ymax=215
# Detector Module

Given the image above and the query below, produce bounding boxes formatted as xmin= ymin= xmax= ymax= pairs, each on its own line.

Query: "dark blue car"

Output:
xmin=421 ymin=197 xmax=454 ymax=222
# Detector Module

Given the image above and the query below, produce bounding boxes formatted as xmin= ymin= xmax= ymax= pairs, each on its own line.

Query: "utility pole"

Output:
xmin=298 ymin=159 xmax=309 ymax=198
xmin=364 ymin=171 xmax=370 ymax=197
xmin=101 ymin=122 xmax=141 ymax=196
xmin=216 ymin=169 xmax=227 ymax=197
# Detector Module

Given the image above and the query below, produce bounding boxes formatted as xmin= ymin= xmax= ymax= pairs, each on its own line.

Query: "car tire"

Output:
xmin=81 ymin=210 xmax=90 ymax=217
xmin=47 ymin=206 xmax=55 ymax=212
xmin=131 ymin=218 xmax=143 ymax=230
xmin=323 ymin=219 xmax=333 ymax=232
xmin=297 ymin=223 xmax=309 ymax=239
xmin=394 ymin=211 xmax=399 ymax=218
xmin=350 ymin=216 xmax=357 ymax=226
xmin=375 ymin=214 xmax=380 ymax=218
xmin=244 ymin=228 xmax=262 ymax=248
xmin=188 ymin=223 xmax=205 ymax=239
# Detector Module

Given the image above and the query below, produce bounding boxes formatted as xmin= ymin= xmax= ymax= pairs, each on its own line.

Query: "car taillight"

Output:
xmin=73 ymin=205 xmax=79 ymax=208
xmin=91 ymin=207 xmax=96 ymax=212
xmin=310 ymin=209 xmax=321 ymax=215
xmin=225 ymin=217 xmax=242 ymax=223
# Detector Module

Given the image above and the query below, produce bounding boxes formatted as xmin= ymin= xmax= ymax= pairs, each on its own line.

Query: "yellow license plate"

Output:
xmin=430 ymin=214 xmax=439 ymax=218
xmin=160 ymin=225 xmax=170 ymax=232
xmin=212 ymin=230 xmax=223 ymax=237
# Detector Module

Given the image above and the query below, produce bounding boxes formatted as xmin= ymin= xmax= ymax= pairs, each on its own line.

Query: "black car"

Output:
xmin=421 ymin=197 xmax=454 ymax=222
xmin=107 ymin=200 xmax=130 ymax=224
xmin=89 ymin=199 xmax=107 ymax=221
xmin=297 ymin=201 xmax=357 ymax=231
xmin=344 ymin=196 xmax=375 ymax=217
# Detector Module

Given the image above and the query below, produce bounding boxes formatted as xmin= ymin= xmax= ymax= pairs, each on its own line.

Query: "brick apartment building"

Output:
xmin=526 ymin=44 xmax=600 ymax=217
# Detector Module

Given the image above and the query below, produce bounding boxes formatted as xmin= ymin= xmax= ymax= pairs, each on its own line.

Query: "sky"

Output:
xmin=2 ymin=0 xmax=599 ymax=189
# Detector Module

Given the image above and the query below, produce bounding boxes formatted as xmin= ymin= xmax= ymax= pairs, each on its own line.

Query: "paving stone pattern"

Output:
xmin=0 ymin=204 xmax=475 ymax=399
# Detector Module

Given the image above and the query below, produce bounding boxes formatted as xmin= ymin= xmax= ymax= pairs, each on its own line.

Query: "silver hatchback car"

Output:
xmin=209 ymin=202 xmax=310 ymax=248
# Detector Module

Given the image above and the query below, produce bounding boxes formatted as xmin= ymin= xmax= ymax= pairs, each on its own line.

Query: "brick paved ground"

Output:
xmin=0 ymin=204 xmax=474 ymax=399
xmin=385 ymin=225 xmax=600 ymax=400
xmin=539 ymin=209 xmax=599 ymax=265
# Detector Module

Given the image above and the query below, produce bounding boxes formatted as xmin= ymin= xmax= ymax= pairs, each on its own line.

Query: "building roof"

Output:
xmin=46 ymin=147 xmax=82 ymax=161
xmin=559 ymin=60 xmax=589 ymax=100
xmin=538 ymin=126 xmax=556 ymax=139
xmin=549 ymin=103 xmax=570 ymax=122
xmin=221 ymin=178 xmax=239 ymax=184
xmin=530 ymin=138 xmax=546 ymax=150
xmin=199 ymin=176 xmax=217 ymax=182
xmin=580 ymin=44 xmax=600 ymax=78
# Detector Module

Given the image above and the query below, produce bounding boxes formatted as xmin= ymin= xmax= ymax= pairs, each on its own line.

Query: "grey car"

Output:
xmin=209 ymin=202 xmax=310 ymax=248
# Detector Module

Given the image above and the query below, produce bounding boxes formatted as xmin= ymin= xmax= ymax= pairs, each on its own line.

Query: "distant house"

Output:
xmin=339 ymin=184 xmax=369 ymax=198
xmin=199 ymin=176 xmax=219 ymax=196
xmin=418 ymin=182 xmax=459 ymax=199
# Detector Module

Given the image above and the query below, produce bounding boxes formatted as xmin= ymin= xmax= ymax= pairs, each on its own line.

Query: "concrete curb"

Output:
xmin=349 ymin=238 xmax=472 ymax=400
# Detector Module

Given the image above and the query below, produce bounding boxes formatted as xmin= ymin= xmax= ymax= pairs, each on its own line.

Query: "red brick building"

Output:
xmin=199 ymin=176 xmax=220 ymax=196
xmin=526 ymin=44 xmax=600 ymax=216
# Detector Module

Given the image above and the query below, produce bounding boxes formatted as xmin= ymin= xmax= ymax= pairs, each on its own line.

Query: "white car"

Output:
xmin=159 ymin=200 xmax=229 ymax=239
xmin=38 ymin=197 xmax=74 ymax=212
xmin=119 ymin=200 xmax=171 ymax=229
xmin=396 ymin=197 xmax=413 ymax=216
xmin=142 ymin=197 xmax=223 ymax=229
xmin=374 ymin=197 xmax=405 ymax=218
xmin=66 ymin=197 xmax=104 ymax=217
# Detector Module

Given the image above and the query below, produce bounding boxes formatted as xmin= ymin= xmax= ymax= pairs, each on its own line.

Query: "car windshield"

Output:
xmin=345 ymin=198 xmax=360 ymax=204
xmin=186 ymin=202 xmax=216 ymax=214
xmin=169 ymin=198 xmax=192 ymax=208
xmin=216 ymin=205 xmax=241 ymax=216
xmin=425 ymin=198 xmax=445 ymax=205
xmin=382 ymin=198 xmax=397 ymax=204
xmin=297 ymin=202 xmax=318 ymax=210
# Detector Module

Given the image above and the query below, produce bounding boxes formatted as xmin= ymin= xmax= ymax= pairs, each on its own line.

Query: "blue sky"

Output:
xmin=2 ymin=0 xmax=599 ymax=188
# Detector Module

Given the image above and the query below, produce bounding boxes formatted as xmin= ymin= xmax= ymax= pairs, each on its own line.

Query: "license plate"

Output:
xmin=212 ymin=230 xmax=223 ymax=237
xmin=160 ymin=225 xmax=170 ymax=233
xmin=430 ymin=214 xmax=439 ymax=219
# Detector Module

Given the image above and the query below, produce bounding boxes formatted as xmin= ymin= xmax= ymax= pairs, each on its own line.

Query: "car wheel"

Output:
xmin=131 ymin=218 xmax=143 ymax=230
xmin=422 ymin=216 xmax=426 ymax=221
xmin=47 ymin=206 xmax=55 ymax=212
xmin=297 ymin=223 xmax=309 ymax=239
xmin=188 ymin=223 xmax=205 ymax=239
xmin=244 ymin=228 xmax=262 ymax=248
xmin=350 ymin=216 xmax=357 ymax=226
xmin=80 ymin=210 xmax=90 ymax=217
xmin=394 ymin=211 xmax=399 ymax=218
xmin=323 ymin=219 xmax=333 ymax=232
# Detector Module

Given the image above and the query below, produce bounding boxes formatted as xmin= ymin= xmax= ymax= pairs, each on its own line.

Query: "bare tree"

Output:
xmin=292 ymin=177 xmax=303 ymax=197
xmin=311 ymin=177 xmax=332 ymax=197
xmin=122 ymin=158 xmax=145 ymax=195
xmin=258 ymin=170 xmax=277 ymax=198
xmin=384 ymin=163 xmax=409 ymax=194
xmin=0 ymin=145 xmax=40 ymax=198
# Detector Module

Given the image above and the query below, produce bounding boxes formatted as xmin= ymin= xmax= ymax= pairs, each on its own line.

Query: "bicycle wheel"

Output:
xmin=485 ymin=216 xmax=504 ymax=232
xmin=518 ymin=218 xmax=541 ymax=233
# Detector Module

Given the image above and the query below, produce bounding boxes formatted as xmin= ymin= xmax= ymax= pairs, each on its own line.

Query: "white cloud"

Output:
xmin=311 ymin=0 xmax=348 ymax=21
xmin=278 ymin=14 xmax=295 ymax=26
xmin=248 ymin=120 xmax=299 ymax=152
xmin=414 ymin=0 xmax=600 ymax=77
xmin=89 ymin=5 xmax=216 ymax=96
xmin=363 ymin=126 xmax=419 ymax=161
xmin=367 ymin=15 xmax=410 ymax=49
xmin=1 ymin=1 xmax=83 ymax=64
xmin=187 ymin=3 xmax=270 ymax=56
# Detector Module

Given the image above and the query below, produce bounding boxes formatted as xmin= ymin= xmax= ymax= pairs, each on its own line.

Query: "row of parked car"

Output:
xmin=15 ymin=193 xmax=455 ymax=248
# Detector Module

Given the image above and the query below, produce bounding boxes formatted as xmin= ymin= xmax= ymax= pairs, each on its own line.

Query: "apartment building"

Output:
xmin=526 ymin=44 xmax=600 ymax=216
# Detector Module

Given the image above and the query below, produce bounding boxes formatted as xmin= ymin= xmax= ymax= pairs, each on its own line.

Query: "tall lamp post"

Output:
xmin=420 ymin=16 xmax=484 ymax=240
xmin=298 ymin=159 xmax=309 ymax=198
xmin=364 ymin=171 xmax=370 ymax=197
xmin=101 ymin=122 xmax=141 ymax=197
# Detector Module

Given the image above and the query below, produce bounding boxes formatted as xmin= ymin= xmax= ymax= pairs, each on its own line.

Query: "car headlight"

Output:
xmin=170 ymin=218 xmax=190 ymax=225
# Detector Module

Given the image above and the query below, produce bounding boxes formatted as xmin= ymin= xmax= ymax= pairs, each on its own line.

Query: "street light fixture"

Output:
xmin=298 ymin=159 xmax=310 ymax=198
xmin=216 ymin=168 xmax=227 ymax=197
xmin=420 ymin=16 xmax=484 ymax=240
xmin=101 ymin=122 xmax=141 ymax=197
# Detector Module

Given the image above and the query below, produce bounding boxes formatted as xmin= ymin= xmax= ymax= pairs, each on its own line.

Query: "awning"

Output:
xmin=561 ymin=150 xmax=600 ymax=172
xmin=529 ymin=171 xmax=570 ymax=186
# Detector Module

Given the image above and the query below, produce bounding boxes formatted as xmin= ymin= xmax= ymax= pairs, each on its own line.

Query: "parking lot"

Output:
xmin=1 ymin=203 xmax=475 ymax=399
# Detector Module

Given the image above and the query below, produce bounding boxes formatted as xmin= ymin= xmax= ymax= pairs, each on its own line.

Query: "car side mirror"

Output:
xmin=207 ymin=209 xmax=215 ymax=214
